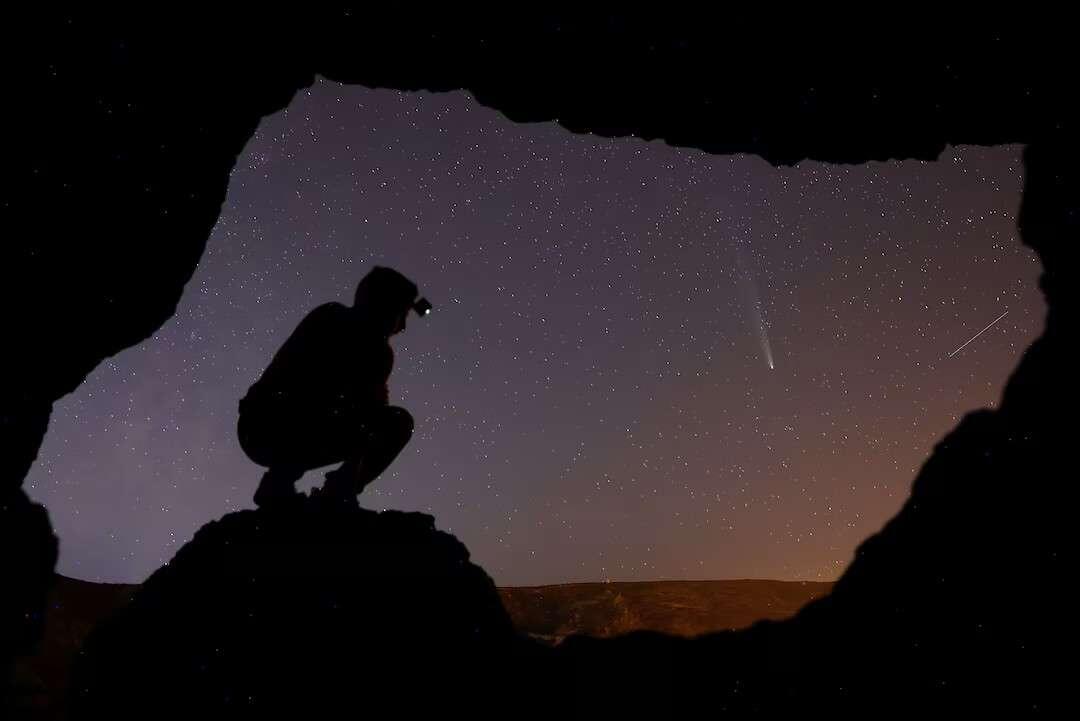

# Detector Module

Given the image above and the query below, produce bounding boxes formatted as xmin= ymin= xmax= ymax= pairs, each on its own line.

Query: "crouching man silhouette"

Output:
xmin=238 ymin=266 xmax=431 ymax=508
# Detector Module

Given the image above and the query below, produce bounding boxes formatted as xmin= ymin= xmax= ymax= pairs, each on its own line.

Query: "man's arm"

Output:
xmin=371 ymin=342 xmax=392 ymax=405
xmin=247 ymin=302 xmax=349 ymax=401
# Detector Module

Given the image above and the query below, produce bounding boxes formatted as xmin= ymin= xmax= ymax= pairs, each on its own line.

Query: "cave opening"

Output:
xmin=26 ymin=79 xmax=1044 ymax=608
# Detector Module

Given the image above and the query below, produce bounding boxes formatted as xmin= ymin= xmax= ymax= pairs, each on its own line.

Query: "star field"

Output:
xmin=27 ymin=80 xmax=1043 ymax=585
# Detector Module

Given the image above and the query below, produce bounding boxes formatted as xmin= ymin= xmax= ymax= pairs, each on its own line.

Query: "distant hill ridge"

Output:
xmin=497 ymin=579 xmax=832 ymax=642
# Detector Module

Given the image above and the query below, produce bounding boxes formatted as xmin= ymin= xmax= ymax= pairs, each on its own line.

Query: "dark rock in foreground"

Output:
xmin=12 ymin=577 xmax=132 ymax=721
xmin=23 ymin=575 xmax=827 ymax=718
xmin=70 ymin=495 xmax=543 ymax=719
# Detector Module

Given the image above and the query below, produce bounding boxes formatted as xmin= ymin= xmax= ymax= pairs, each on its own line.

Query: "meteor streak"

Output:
xmin=948 ymin=310 xmax=1008 ymax=358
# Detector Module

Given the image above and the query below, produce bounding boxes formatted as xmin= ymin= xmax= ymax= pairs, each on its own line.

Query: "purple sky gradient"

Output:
xmin=27 ymin=80 xmax=1043 ymax=585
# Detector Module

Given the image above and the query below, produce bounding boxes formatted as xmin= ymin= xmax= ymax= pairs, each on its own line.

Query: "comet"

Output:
xmin=755 ymin=302 xmax=775 ymax=370
xmin=948 ymin=310 xmax=1008 ymax=359
xmin=734 ymin=243 xmax=775 ymax=371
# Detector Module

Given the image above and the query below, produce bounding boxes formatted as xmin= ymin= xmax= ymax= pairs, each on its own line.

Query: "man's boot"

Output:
xmin=321 ymin=459 xmax=372 ymax=503
xmin=253 ymin=467 xmax=304 ymax=508
xmin=321 ymin=408 xmax=415 ymax=501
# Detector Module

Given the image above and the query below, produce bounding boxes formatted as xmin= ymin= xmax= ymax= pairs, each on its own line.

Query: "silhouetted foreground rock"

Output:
xmin=14 ymin=576 xmax=829 ymax=718
xmin=25 ymin=575 xmax=829 ymax=718
xmin=12 ymin=577 xmax=133 ymax=721
xmin=70 ymin=495 xmax=546 ymax=718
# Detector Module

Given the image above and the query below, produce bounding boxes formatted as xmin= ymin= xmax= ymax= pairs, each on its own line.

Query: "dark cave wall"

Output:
xmin=3 ymin=10 xmax=1075 ymax=705
xmin=3 ymin=17 xmax=314 ymax=488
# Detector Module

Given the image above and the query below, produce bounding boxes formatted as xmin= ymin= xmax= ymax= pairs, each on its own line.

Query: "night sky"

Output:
xmin=27 ymin=80 xmax=1043 ymax=586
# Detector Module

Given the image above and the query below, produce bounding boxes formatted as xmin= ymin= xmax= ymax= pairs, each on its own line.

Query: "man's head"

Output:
xmin=353 ymin=267 xmax=420 ymax=337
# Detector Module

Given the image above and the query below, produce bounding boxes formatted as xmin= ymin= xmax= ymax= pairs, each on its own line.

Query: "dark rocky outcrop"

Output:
xmin=11 ymin=577 xmax=133 ymax=721
xmin=24 ymin=574 xmax=830 ymax=717
xmin=69 ymin=494 xmax=544 ymax=718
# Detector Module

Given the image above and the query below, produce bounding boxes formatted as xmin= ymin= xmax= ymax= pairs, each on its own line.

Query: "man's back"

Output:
xmin=243 ymin=302 xmax=392 ymax=413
